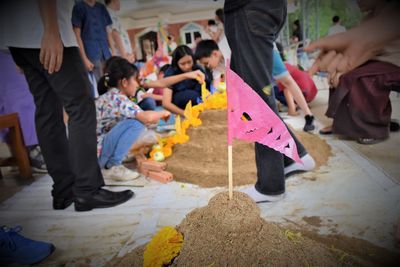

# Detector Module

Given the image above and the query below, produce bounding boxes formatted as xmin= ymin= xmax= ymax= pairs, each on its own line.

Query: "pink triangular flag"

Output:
xmin=226 ymin=64 xmax=301 ymax=163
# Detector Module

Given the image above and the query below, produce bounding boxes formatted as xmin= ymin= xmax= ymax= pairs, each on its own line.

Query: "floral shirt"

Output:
xmin=96 ymin=88 xmax=141 ymax=155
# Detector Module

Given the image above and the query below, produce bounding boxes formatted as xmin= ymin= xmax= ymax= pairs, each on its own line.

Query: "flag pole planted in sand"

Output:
xmin=228 ymin=145 xmax=233 ymax=199
xmin=226 ymin=63 xmax=302 ymax=201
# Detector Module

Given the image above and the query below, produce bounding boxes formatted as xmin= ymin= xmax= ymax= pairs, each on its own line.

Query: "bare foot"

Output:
xmin=319 ymin=125 xmax=333 ymax=135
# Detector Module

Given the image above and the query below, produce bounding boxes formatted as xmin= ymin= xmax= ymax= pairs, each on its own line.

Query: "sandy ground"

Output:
xmin=107 ymin=192 xmax=400 ymax=266
xmin=166 ymin=109 xmax=332 ymax=187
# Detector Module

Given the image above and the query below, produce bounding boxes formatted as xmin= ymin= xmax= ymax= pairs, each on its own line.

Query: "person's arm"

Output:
xmin=143 ymin=70 xmax=205 ymax=88
xmin=135 ymin=110 xmax=170 ymax=126
xmin=73 ymin=27 xmax=94 ymax=71
xmin=111 ymin=30 xmax=127 ymax=57
xmin=37 ymin=0 xmax=63 ymax=74
xmin=162 ymin=88 xmax=185 ymax=117
xmin=212 ymin=27 xmax=224 ymax=43
xmin=141 ymin=92 xmax=163 ymax=101
xmin=107 ymin=27 xmax=116 ymax=56
xmin=103 ymin=5 xmax=115 ymax=56
xmin=276 ymin=75 xmax=312 ymax=116
xmin=306 ymin=1 xmax=400 ymax=79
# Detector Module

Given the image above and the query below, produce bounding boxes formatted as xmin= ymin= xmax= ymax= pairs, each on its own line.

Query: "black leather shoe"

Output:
xmin=53 ymin=192 xmax=75 ymax=210
xmin=74 ymin=189 xmax=134 ymax=212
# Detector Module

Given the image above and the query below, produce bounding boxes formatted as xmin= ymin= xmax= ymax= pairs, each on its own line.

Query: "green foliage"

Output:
xmin=287 ymin=0 xmax=363 ymax=42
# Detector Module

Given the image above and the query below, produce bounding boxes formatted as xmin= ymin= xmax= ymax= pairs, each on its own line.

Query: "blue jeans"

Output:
xmin=99 ymin=119 xmax=145 ymax=169
xmin=139 ymin=97 xmax=157 ymax=111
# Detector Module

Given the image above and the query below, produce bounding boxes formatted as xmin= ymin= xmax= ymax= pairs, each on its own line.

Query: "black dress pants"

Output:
xmin=9 ymin=47 xmax=104 ymax=199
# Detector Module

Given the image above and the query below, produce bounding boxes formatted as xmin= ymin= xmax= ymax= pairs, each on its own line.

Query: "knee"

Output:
xmin=123 ymin=119 xmax=146 ymax=132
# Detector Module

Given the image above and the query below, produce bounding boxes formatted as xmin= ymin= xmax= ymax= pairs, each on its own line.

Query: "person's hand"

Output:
xmin=305 ymin=31 xmax=378 ymax=85
xmin=83 ymin=58 xmax=94 ymax=72
xmin=125 ymin=53 xmax=136 ymax=63
xmin=141 ymin=93 xmax=152 ymax=99
xmin=40 ymin=29 xmax=63 ymax=74
xmin=185 ymin=70 xmax=205 ymax=84
xmin=161 ymin=110 xmax=171 ymax=122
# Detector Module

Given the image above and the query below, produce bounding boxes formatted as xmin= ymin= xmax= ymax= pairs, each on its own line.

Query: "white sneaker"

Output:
xmin=102 ymin=165 xmax=140 ymax=181
xmin=240 ymin=185 xmax=285 ymax=203
xmin=284 ymin=153 xmax=316 ymax=177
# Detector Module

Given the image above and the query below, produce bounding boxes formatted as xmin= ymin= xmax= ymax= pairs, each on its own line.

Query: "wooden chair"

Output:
xmin=0 ymin=113 xmax=32 ymax=179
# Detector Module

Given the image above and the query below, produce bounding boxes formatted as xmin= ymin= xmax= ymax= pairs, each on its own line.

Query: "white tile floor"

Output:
xmin=1 ymin=85 xmax=399 ymax=266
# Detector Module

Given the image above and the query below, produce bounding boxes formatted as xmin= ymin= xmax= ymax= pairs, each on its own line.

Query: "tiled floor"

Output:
xmin=1 ymin=82 xmax=399 ymax=266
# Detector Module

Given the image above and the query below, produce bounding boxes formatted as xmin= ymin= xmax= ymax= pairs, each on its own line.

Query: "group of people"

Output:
xmin=0 ymin=0 xmax=399 ymax=264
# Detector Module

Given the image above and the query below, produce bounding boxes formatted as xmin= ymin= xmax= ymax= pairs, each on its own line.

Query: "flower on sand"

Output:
xmin=143 ymin=226 xmax=184 ymax=267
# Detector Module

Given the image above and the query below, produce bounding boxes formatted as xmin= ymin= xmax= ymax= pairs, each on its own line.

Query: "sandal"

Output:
xmin=390 ymin=119 xmax=400 ymax=132
xmin=357 ymin=137 xmax=386 ymax=145
xmin=319 ymin=125 xmax=333 ymax=135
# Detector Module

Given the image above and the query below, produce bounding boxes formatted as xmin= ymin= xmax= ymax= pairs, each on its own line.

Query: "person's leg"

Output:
xmin=99 ymin=119 xmax=144 ymax=181
xmin=277 ymin=74 xmax=315 ymax=132
xmin=273 ymin=48 xmax=315 ymax=131
xmin=99 ymin=119 xmax=145 ymax=168
xmin=139 ymin=97 xmax=157 ymax=111
xmin=273 ymin=86 xmax=287 ymax=106
xmin=225 ymin=0 xmax=308 ymax=198
xmin=277 ymin=75 xmax=313 ymax=116
xmin=9 ymin=47 xmax=75 ymax=200
xmin=92 ymin=60 xmax=103 ymax=82
xmin=9 ymin=47 xmax=104 ymax=198
xmin=282 ymin=88 xmax=298 ymax=116
xmin=172 ymin=90 xmax=200 ymax=109
xmin=326 ymin=61 xmax=400 ymax=142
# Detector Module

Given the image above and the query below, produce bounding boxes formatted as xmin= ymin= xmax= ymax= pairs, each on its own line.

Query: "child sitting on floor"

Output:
xmin=162 ymin=45 xmax=213 ymax=116
xmin=96 ymin=57 xmax=170 ymax=181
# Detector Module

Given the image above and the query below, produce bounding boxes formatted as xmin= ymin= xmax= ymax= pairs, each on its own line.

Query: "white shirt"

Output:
xmin=107 ymin=7 xmax=132 ymax=55
xmin=327 ymin=24 xmax=346 ymax=36
xmin=216 ymin=23 xmax=231 ymax=61
xmin=0 ymin=0 xmax=77 ymax=49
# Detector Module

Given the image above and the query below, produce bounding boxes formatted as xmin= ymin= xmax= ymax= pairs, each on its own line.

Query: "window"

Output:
xmin=180 ymin=23 xmax=203 ymax=48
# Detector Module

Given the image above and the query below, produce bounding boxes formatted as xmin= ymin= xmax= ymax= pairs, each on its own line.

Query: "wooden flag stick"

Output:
xmin=228 ymin=145 xmax=233 ymax=200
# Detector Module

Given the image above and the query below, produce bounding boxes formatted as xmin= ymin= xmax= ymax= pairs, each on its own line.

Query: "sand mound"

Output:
xmin=108 ymin=192 xmax=399 ymax=266
xmin=175 ymin=192 xmax=348 ymax=266
xmin=166 ymin=110 xmax=332 ymax=187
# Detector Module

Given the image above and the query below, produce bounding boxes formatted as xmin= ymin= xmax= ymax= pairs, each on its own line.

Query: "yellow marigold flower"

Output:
xmin=144 ymin=226 xmax=183 ymax=267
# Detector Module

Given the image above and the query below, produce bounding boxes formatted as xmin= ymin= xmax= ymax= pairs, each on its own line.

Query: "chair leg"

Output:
xmin=8 ymin=121 xmax=32 ymax=179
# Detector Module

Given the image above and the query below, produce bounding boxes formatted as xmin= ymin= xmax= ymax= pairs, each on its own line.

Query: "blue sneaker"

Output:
xmin=0 ymin=226 xmax=55 ymax=265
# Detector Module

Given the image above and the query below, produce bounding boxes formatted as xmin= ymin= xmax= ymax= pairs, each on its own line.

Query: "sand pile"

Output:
xmin=108 ymin=192 xmax=399 ymax=266
xmin=166 ymin=110 xmax=332 ymax=187
xmin=175 ymin=192 xmax=345 ymax=266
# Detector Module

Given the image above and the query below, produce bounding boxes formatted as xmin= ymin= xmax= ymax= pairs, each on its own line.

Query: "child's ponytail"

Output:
xmin=97 ymin=73 xmax=111 ymax=96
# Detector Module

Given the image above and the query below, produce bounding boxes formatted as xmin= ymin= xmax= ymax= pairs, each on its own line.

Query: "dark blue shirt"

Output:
xmin=164 ymin=64 xmax=212 ymax=95
xmin=224 ymin=0 xmax=248 ymax=13
xmin=72 ymin=1 xmax=112 ymax=62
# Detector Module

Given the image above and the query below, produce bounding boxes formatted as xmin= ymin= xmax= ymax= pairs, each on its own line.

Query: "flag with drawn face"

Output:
xmin=226 ymin=64 xmax=301 ymax=163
